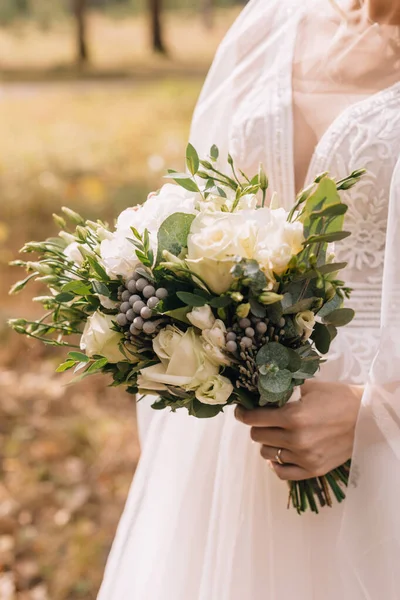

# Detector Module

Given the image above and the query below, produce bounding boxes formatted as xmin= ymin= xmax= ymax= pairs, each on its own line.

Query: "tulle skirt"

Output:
xmin=96 ymin=336 xmax=369 ymax=600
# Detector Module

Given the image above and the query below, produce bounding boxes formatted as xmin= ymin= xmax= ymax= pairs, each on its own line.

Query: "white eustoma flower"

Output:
xmin=137 ymin=327 xmax=218 ymax=392
xmin=201 ymin=320 xmax=231 ymax=366
xmin=80 ymin=311 xmax=126 ymax=363
xmin=195 ymin=375 xmax=233 ymax=405
xmin=187 ymin=305 xmax=216 ymax=330
xmin=64 ymin=242 xmax=85 ymax=266
xmin=295 ymin=310 xmax=315 ymax=340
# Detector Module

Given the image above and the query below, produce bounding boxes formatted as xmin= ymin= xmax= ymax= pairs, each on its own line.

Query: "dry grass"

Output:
xmin=0 ymin=9 xmax=237 ymax=599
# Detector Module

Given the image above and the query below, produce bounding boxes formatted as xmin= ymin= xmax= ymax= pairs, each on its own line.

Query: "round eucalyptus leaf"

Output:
xmin=256 ymin=342 xmax=290 ymax=370
xmin=259 ymin=369 xmax=293 ymax=394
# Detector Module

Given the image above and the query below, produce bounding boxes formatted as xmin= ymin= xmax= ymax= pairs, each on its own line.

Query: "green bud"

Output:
xmin=26 ymin=261 xmax=53 ymax=275
xmin=217 ymin=307 xmax=227 ymax=320
xmin=20 ymin=241 xmax=47 ymax=253
xmin=258 ymin=163 xmax=268 ymax=191
xmin=258 ymin=292 xmax=284 ymax=305
xmin=324 ymin=283 xmax=336 ymax=301
xmin=227 ymin=154 xmax=234 ymax=166
xmin=53 ymin=213 xmax=67 ymax=229
xmin=61 ymin=206 xmax=85 ymax=225
xmin=309 ymin=254 xmax=317 ymax=266
xmin=230 ymin=291 xmax=244 ymax=303
xmin=75 ymin=226 xmax=89 ymax=241
xmin=196 ymin=171 xmax=209 ymax=179
xmin=8 ymin=318 xmax=28 ymax=333
xmin=314 ymin=171 xmax=329 ymax=183
xmin=316 ymin=276 xmax=324 ymax=289
xmin=236 ymin=303 xmax=251 ymax=318
xmin=200 ymin=160 xmax=213 ymax=170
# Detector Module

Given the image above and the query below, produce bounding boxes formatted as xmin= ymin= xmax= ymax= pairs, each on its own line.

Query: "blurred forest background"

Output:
xmin=0 ymin=1 xmax=241 ymax=598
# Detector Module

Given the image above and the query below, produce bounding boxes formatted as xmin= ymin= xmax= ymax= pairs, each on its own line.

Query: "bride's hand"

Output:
xmin=234 ymin=381 xmax=363 ymax=481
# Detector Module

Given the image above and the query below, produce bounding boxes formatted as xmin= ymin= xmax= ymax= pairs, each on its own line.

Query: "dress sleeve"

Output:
xmin=338 ymin=155 xmax=400 ymax=599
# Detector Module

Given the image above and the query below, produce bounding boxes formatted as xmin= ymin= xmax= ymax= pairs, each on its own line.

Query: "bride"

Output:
xmin=98 ymin=0 xmax=400 ymax=598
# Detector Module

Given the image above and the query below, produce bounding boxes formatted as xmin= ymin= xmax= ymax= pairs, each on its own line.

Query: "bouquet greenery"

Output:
xmin=9 ymin=144 xmax=364 ymax=513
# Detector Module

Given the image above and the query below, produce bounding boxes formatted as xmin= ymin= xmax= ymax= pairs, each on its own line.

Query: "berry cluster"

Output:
xmin=225 ymin=315 xmax=286 ymax=355
xmin=116 ymin=270 xmax=168 ymax=342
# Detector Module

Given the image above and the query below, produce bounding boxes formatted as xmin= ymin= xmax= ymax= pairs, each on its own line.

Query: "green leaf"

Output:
xmin=216 ymin=186 xmax=227 ymax=198
xmin=209 ymin=296 xmax=232 ymax=308
xmin=317 ymin=292 xmax=343 ymax=318
xmin=210 ymin=145 xmax=219 ymax=161
xmin=304 ymin=231 xmax=351 ymax=245
xmin=292 ymin=357 xmax=320 ymax=380
xmin=259 ymin=369 xmax=293 ymax=394
xmin=190 ymin=399 xmax=224 ymax=418
xmin=322 ymin=308 xmax=355 ymax=327
xmin=186 ymin=143 xmax=200 ymax=176
xmin=163 ymin=306 xmax=191 ymax=324
xmin=87 ymin=256 xmax=109 ymax=280
xmin=68 ymin=351 xmax=89 ymax=362
xmin=55 ymin=292 xmax=75 ymax=303
xmin=258 ymin=387 xmax=294 ymax=407
xmin=91 ymin=280 xmax=111 ymax=297
xmin=256 ymin=342 xmax=290 ymax=370
xmin=249 ymin=296 xmax=267 ymax=318
xmin=311 ymin=322 xmax=332 ymax=354
xmin=172 ymin=177 xmax=199 ymax=193
xmin=287 ymin=348 xmax=302 ymax=372
xmin=156 ymin=212 xmax=196 ymax=264
xmin=56 ymin=360 xmax=76 ymax=373
xmin=282 ymin=294 xmax=319 ymax=314
xmin=62 ymin=281 xmax=92 ymax=295
xmin=151 ymin=398 xmax=168 ymax=410
xmin=176 ymin=292 xmax=207 ymax=307
xmin=310 ymin=203 xmax=348 ymax=218
xmin=86 ymin=357 xmax=108 ymax=373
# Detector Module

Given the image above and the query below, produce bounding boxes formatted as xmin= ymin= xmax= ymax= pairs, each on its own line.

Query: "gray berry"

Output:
xmin=226 ymin=331 xmax=237 ymax=342
xmin=127 ymin=280 xmax=137 ymax=293
xmin=256 ymin=322 xmax=268 ymax=334
xmin=126 ymin=309 xmax=135 ymax=322
xmin=132 ymin=271 xmax=141 ymax=281
xmin=116 ymin=313 xmax=128 ymax=327
xmin=240 ymin=336 xmax=252 ymax=348
xmin=129 ymin=324 xmax=141 ymax=335
xmin=129 ymin=294 xmax=141 ymax=306
xmin=133 ymin=316 xmax=144 ymax=329
xmin=132 ymin=300 xmax=146 ymax=313
xmin=155 ymin=287 xmax=168 ymax=299
xmin=239 ymin=318 xmax=251 ymax=329
xmin=135 ymin=277 xmax=148 ymax=292
xmin=245 ymin=327 xmax=255 ymax=338
xmin=140 ymin=306 xmax=153 ymax=319
xmin=120 ymin=302 xmax=131 ymax=313
xmin=143 ymin=321 xmax=156 ymax=335
xmin=279 ymin=317 xmax=286 ymax=328
xmin=226 ymin=340 xmax=238 ymax=353
xmin=147 ymin=296 xmax=159 ymax=309
xmin=142 ymin=285 xmax=156 ymax=299
xmin=121 ymin=290 xmax=131 ymax=302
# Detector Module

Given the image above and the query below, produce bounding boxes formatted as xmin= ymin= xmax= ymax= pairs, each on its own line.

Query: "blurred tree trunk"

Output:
xmin=202 ymin=0 xmax=214 ymax=30
xmin=149 ymin=0 xmax=166 ymax=54
xmin=72 ymin=0 xmax=89 ymax=65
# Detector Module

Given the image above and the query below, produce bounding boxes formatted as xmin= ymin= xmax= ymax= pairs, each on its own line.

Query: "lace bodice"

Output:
xmin=227 ymin=6 xmax=400 ymax=384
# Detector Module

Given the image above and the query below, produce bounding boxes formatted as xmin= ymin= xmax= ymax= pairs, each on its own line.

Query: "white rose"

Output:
xmin=100 ymin=235 xmax=140 ymax=280
xmin=153 ymin=325 xmax=185 ymax=362
xmin=187 ymin=305 xmax=216 ymax=330
xmin=116 ymin=184 xmax=198 ymax=236
xmin=201 ymin=320 xmax=231 ymax=366
xmin=295 ymin=310 xmax=315 ymax=340
xmin=195 ymin=375 xmax=233 ymax=405
xmin=186 ymin=212 xmax=257 ymax=294
xmin=80 ymin=311 xmax=126 ymax=363
xmin=137 ymin=327 xmax=218 ymax=392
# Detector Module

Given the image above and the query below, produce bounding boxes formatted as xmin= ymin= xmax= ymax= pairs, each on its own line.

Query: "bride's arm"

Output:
xmin=235 ymin=381 xmax=363 ymax=481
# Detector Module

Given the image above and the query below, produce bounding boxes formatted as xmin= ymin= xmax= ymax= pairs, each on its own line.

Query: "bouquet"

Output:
xmin=9 ymin=143 xmax=364 ymax=514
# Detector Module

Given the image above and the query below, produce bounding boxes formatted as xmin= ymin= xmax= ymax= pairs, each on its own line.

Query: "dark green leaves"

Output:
xmin=322 ymin=308 xmax=355 ymax=327
xmin=156 ymin=212 xmax=195 ymax=265
xmin=176 ymin=292 xmax=207 ymax=307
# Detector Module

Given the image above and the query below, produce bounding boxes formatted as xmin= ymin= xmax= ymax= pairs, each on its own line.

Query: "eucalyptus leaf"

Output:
xmin=317 ymin=292 xmax=343 ymax=318
xmin=209 ymin=296 xmax=232 ymax=308
xmin=190 ymin=399 xmax=224 ymax=418
xmin=62 ymin=281 xmax=92 ymax=295
xmin=156 ymin=212 xmax=196 ymax=264
xmin=176 ymin=292 xmax=207 ymax=307
xmin=256 ymin=342 xmax=290 ymax=370
xmin=322 ymin=308 xmax=355 ymax=327
xmin=310 ymin=322 xmax=332 ymax=354
xmin=91 ymin=280 xmax=111 ymax=297
xmin=210 ymin=145 xmax=219 ymax=161
xmin=259 ymin=370 xmax=293 ymax=394
xmin=304 ymin=231 xmax=351 ymax=245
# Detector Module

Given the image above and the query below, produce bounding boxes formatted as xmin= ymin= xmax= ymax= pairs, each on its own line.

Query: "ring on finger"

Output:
xmin=275 ymin=448 xmax=285 ymax=465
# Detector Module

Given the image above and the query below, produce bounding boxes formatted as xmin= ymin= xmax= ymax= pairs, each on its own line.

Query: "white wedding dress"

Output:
xmin=98 ymin=1 xmax=400 ymax=598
